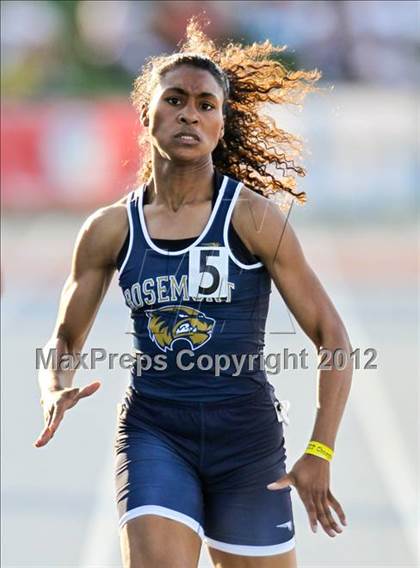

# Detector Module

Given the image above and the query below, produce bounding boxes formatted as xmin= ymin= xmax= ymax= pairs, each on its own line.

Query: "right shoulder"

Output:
xmin=73 ymin=193 xmax=133 ymax=270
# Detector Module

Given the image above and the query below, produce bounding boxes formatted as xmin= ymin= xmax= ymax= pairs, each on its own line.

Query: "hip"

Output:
xmin=115 ymin=381 xmax=287 ymax=467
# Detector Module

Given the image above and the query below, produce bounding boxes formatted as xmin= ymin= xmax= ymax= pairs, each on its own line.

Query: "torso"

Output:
xmin=116 ymin=171 xmax=272 ymax=402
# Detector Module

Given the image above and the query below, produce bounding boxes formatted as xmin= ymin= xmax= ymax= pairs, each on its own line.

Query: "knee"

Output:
xmin=121 ymin=541 xmax=178 ymax=568
xmin=121 ymin=525 xmax=174 ymax=568
xmin=120 ymin=516 xmax=201 ymax=568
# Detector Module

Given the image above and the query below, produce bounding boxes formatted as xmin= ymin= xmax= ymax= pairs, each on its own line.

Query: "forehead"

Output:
xmin=157 ymin=65 xmax=224 ymax=98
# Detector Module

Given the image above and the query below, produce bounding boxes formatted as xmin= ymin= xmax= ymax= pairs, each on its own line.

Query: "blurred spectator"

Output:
xmin=1 ymin=1 xmax=65 ymax=97
xmin=1 ymin=0 xmax=418 ymax=100
xmin=151 ymin=1 xmax=228 ymax=47
xmin=229 ymin=0 xmax=419 ymax=84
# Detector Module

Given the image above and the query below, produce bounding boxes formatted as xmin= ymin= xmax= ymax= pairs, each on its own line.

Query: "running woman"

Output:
xmin=35 ymin=20 xmax=352 ymax=568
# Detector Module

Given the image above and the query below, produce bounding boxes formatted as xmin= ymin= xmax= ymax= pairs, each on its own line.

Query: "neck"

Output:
xmin=147 ymin=151 xmax=215 ymax=211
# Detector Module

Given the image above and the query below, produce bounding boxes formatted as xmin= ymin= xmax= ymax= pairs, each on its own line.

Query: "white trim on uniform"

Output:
xmin=118 ymin=505 xmax=205 ymax=538
xmin=205 ymin=535 xmax=296 ymax=557
xmin=137 ymin=176 xmax=229 ymax=256
xmin=118 ymin=191 xmax=135 ymax=276
xmin=223 ymin=182 xmax=264 ymax=270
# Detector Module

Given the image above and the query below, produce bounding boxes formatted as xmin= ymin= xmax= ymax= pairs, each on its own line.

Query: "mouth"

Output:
xmin=174 ymin=131 xmax=201 ymax=144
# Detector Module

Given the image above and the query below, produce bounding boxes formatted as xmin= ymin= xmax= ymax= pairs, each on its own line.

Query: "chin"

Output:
xmin=154 ymin=140 xmax=211 ymax=164
xmin=166 ymin=147 xmax=207 ymax=163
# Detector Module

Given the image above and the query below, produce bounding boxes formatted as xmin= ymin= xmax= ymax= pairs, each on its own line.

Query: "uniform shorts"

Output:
xmin=114 ymin=382 xmax=295 ymax=557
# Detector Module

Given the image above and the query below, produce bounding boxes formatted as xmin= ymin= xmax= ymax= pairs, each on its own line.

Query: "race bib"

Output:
xmin=188 ymin=246 xmax=229 ymax=299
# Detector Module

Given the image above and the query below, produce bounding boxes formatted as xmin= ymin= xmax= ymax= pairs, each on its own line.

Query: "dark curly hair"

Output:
xmin=131 ymin=18 xmax=320 ymax=205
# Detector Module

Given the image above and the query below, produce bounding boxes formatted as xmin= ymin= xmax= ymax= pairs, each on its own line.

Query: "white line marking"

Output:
xmin=78 ymin=442 xmax=119 ymax=567
xmin=325 ymin=236 xmax=418 ymax=559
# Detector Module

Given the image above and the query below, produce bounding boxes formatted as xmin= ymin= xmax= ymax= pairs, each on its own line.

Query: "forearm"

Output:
xmin=309 ymin=328 xmax=353 ymax=450
xmin=37 ymin=334 xmax=79 ymax=394
xmin=268 ymin=325 xmax=351 ymax=536
xmin=37 ymin=264 xmax=113 ymax=396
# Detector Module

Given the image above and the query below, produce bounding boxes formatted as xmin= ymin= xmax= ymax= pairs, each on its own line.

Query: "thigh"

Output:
xmin=121 ymin=514 xmax=202 ymax=568
xmin=208 ymin=547 xmax=297 ymax=568
xmin=115 ymin=404 xmax=205 ymax=540
xmin=202 ymin=389 xmax=296 ymax=560
xmin=204 ymin=485 xmax=295 ymax=559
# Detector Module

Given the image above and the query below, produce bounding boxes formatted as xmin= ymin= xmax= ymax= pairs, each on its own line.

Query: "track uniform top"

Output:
xmin=118 ymin=172 xmax=272 ymax=401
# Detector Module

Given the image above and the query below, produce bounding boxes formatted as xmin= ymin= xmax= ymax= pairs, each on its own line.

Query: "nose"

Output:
xmin=177 ymin=103 xmax=199 ymax=125
xmin=178 ymin=114 xmax=198 ymax=125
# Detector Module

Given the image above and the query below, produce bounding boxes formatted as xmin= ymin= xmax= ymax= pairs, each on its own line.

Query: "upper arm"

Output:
xmin=232 ymin=187 xmax=349 ymax=348
xmin=52 ymin=201 xmax=128 ymax=350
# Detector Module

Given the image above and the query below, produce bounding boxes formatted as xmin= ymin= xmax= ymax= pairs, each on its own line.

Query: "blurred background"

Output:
xmin=1 ymin=1 xmax=418 ymax=567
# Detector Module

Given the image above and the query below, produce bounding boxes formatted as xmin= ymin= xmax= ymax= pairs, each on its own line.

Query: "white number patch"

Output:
xmin=188 ymin=246 xmax=229 ymax=299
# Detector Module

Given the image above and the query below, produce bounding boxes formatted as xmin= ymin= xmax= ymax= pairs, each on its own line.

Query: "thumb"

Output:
xmin=77 ymin=380 xmax=101 ymax=400
xmin=267 ymin=472 xmax=295 ymax=491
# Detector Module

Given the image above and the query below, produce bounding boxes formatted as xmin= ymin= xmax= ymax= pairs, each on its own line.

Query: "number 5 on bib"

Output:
xmin=188 ymin=247 xmax=229 ymax=299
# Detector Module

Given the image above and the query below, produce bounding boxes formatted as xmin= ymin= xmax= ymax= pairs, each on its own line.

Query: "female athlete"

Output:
xmin=35 ymin=21 xmax=352 ymax=568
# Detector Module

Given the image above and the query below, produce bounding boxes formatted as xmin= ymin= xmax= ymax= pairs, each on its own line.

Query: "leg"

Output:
xmin=208 ymin=546 xmax=297 ymax=568
xmin=115 ymin=408 xmax=205 ymax=568
xmin=202 ymin=386 xmax=297 ymax=567
xmin=203 ymin=485 xmax=295 ymax=562
xmin=120 ymin=514 xmax=202 ymax=568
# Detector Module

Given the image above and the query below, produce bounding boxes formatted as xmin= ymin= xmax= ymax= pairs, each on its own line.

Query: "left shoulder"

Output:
xmin=231 ymin=184 xmax=295 ymax=263
xmin=233 ymin=184 xmax=285 ymax=222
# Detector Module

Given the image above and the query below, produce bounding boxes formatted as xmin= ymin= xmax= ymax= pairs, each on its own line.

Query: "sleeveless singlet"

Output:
xmin=116 ymin=171 xmax=257 ymax=265
xmin=117 ymin=172 xmax=272 ymax=401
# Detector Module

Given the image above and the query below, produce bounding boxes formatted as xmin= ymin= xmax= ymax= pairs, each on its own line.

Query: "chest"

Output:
xmin=143 ymin=201 xmax=213 ymax=239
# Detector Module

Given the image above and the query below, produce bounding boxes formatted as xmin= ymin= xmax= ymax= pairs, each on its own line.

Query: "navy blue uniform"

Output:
xmin=118 ymin=172 xmax=271 ymax=401
xmin=114 ymin=172 xmax=295 ymax=555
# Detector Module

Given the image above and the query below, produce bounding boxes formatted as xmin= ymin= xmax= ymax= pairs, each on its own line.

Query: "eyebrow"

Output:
xmin=162 ymin=87 xmax=219 ymax=99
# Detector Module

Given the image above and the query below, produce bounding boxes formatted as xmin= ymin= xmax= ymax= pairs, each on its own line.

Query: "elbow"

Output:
xmin=315 ymin=322 xmax=354 ymax=383
xmin=315 ymin=321 xmax=353 ymax=353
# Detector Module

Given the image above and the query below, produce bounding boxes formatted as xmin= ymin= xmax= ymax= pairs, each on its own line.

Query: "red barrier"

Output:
xmin=1 ymin=100 xmax=142 ymax=210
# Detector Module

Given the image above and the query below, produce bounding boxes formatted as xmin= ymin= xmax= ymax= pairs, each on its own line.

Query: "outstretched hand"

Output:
xmin=267 ymin=454 xmax=347 ymax=537
xmin=34 ymin=381 xmax=101 ymax=448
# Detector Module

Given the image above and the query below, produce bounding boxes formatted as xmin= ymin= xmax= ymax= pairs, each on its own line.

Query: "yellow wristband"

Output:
xmin=305 ymin=440 xmax=334 ymax=462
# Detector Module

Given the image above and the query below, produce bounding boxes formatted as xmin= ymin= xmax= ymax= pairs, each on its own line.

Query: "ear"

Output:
xmin=219 ymin=124 xmax=225 ymax=140
xmin=140 ymin=105 xmax=150 ymax=127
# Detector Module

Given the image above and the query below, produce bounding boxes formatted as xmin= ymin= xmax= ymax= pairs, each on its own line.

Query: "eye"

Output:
xmin=201 ymin=102 xmax=214 ymax=111
xmin=165 ymin=96 xmax=181 ymax=106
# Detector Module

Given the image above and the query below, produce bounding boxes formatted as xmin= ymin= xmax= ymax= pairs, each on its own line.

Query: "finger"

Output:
xmin=315 ymin=494 xmax=341 ymax=537
xmin=315 ymin=496 xmax=333 ymax=537
xmin=327 ymin=490 xmax=347 ymax=526
xmin=48 ymin=405 xmax=65 ymax=436
xmin=298 ymin=490 xmax=318 ymax=533
xmin=34 ymin=424 xmax=53 ymax=447
xmin=76 ymin=381 xmax=101 ymax=401
xmin=321 ymin=496 xmax=343 ymax=535
xmin=36 ymin=407 xmax=54 ymax=447
xmin=43 ymin=407 xmax=53 ymax=427
xmin=267 ymin=472 xmax=295 ymax=490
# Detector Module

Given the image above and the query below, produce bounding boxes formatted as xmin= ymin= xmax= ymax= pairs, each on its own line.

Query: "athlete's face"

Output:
xmin=142 ymin=65 xmax=225 ymax=163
